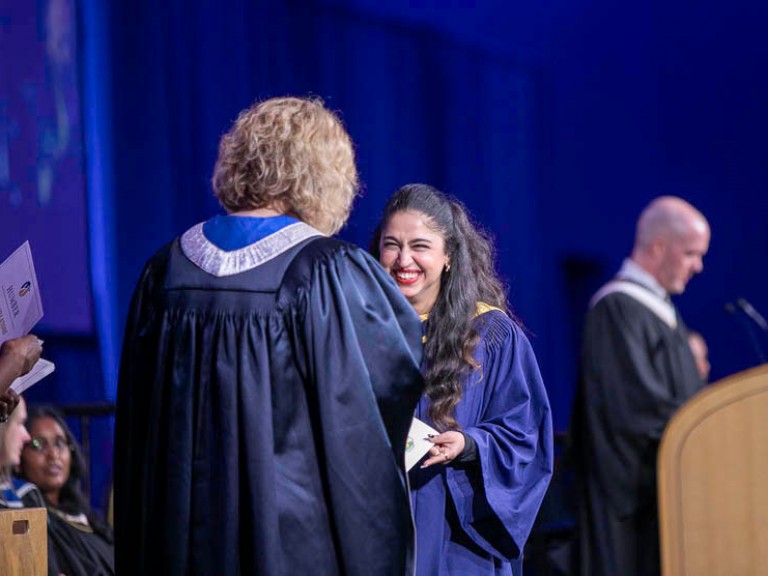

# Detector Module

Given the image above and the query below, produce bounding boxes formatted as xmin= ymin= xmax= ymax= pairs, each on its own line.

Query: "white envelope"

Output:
xmin=405 ymin=417 xmax=439 ymax=472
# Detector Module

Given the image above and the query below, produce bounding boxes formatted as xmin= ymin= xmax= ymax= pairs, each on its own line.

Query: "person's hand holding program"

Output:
xmin=1 ymin=334 xmax=43 ymax=375
xmin=0 ymin=334 xmax=43 ymax=422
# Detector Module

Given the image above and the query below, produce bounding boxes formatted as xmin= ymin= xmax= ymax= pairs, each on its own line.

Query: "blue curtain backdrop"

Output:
xmin=95 ymin=0 xmax=544 ymax=397
xmin=66 ymin=0 xmax=768 ymax=515
xmin=83 ymin=0 xmax=768 ymax=426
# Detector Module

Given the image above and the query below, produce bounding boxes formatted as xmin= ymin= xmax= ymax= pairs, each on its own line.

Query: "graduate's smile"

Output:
xmin=393 ymin=268 xmax=422 ymax=286
xmin=378 ymin=210 xmax=450 ymax=316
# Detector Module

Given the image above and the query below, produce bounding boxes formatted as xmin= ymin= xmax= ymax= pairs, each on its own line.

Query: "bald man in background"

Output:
xmin=570 ymin=196 xmax=711 ymax=576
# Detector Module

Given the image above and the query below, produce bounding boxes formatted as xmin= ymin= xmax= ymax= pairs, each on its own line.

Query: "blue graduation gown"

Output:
xmin=410 ymin=310 xmax=554 ymax=575
xmin=114 ymin=217 xmax=425 ymax=576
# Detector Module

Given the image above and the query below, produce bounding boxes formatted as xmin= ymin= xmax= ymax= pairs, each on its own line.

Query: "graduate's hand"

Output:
xmin=420 ymin=430 xmax=465 ymax=468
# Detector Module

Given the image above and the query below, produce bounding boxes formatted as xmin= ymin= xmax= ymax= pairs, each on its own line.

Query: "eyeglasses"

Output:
xmin=25 ymin=437 xmax=73 ymax=455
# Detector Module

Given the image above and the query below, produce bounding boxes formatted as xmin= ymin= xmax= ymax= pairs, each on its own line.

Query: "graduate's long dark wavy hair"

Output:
xmin=371 ymin=184 xmax=510 ymax=431
xmin=18 ymin=405 xmax=113 ymax=543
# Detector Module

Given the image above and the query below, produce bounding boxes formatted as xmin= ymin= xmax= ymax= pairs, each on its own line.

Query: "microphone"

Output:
xmin=737 ymin=298 xmax=768 ymax=332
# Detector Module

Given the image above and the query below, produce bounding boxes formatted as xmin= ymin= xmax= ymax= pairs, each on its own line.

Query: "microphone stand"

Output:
xmin=725 ymin=301 xmax=768 ymax=364
xmin=737 ymin=298 xmax=768 ymax=332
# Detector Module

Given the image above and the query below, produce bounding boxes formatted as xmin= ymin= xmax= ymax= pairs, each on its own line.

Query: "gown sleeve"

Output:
xmin=113 ymin=244 xmax=170 ymax=574
xmin=285 ymin=239 xmax=425 ymax=575
xmin=446 ymin=311 xmax=554 ymax=561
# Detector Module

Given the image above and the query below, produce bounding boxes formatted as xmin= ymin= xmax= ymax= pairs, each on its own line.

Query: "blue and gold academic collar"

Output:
xmin=419 ymin=302 xmax=505 ymax=322
xmin=475 ymin=302 xmax=505 ymax=317
xmin=419 ymin=302 xmax=505 ymax=342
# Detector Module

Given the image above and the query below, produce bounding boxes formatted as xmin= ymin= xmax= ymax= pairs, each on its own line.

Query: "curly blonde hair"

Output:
xmin=212 ymin=96 xmax=359 ymax=235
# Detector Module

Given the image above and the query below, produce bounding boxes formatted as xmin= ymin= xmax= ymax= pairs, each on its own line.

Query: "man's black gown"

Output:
xmin=570 ymin=282 xmax=704 ymax=576
xmin=114 ymin=221 xmax=425 ymax=576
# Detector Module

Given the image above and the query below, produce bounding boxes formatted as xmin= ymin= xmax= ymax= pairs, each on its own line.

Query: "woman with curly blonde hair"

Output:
xmin=212 ymin=96 xmax=358 ymax=235
xmin=115 ymin=96 xmax=424 ymax=576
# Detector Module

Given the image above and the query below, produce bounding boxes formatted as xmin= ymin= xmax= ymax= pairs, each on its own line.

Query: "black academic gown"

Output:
xmin=45 ymin=510 xmax=114 ymax=576
xmin=114 ymin=234 xmax=424 ymax=576
xmin=15 ymin=479 xmax=113 ymax=576
xmin=570 ymin=289 xmax=704 ymax=576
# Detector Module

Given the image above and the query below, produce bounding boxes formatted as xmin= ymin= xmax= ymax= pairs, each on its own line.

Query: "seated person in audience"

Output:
xmin=17 ymin=405 xmax=114 ymax=576
xmin=0 ymin=396 xmax=65 ymax=576
xmin=687 ymin=330 xmax=710 ymax=383
xmin=0 ymin=394 xmax=32 ymax=508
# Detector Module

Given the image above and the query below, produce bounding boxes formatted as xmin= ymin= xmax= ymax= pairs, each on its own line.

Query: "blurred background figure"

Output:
xmin=17 ymin=405 xmax=114 ymax=576
xmin=688 ymin=330 xmax=711 ymax=383
xmin=0 ymin=394 xmax=31 ymax=508
xmin=570 ymin=196 xmax=710 ymax=576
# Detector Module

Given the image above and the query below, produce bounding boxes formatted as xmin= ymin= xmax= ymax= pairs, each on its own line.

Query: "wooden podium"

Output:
xmin=0 ymin=507 xmax=47 ymax=575
xmin=658 ymin=363 xmax=768 ymax=576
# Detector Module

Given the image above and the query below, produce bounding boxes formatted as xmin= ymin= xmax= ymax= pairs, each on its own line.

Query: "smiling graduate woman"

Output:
xmin=370 ymin=183 xmax=554 ymax=576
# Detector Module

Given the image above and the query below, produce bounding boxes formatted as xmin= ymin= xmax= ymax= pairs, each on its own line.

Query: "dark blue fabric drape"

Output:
xmin=76 ymin=0 xmax=768 ymax=528
xmin=84 ymin=0 xmax=768 ymax=447
xmin=94 ymin=0 xmax=541 ymax=393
